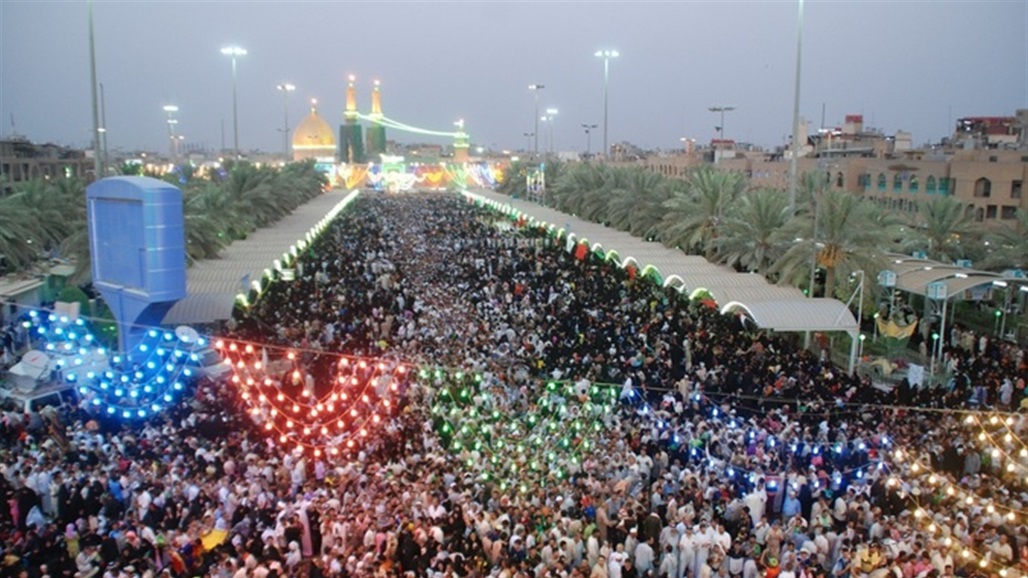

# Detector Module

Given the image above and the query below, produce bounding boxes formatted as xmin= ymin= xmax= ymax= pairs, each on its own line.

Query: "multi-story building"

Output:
xmin=633 ymin=111 xmax=1028 ymax=225
xmin=0 ymin=137 xmax=95 ymax=193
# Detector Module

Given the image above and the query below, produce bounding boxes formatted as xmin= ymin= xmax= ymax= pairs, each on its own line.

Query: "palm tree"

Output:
xmin=713 ymin=188 xmax=792 ymax=274
xmin=223 ymin=163 xmax=279 ymax=230
xmin=496 ymin=160 xmax=528 ymax=197
xmin=185 ymin=183 xmax=251 ymax=243
xmin=659 ymin=166 xmax=745 ymax=258
xmin=605 ymin=169 xmax=671 ymax=239
xmin=983 ymin=208 xmax=1028 ymax=270
xmin=901 ymin=195 xmax=980 ymax=262
xmin=770 ymin=189 xmax=897 ymax=298
xmin=0 ymin=195 xmax=41 ymax=270
xmin=550 ymin=163 xmax=610 ymax=216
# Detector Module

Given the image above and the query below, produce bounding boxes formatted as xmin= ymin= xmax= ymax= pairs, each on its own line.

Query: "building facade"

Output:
xmin=635 ymin=111 xmax=1028 ymax=225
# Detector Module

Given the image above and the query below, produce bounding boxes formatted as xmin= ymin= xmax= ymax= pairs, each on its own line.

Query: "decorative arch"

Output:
xmin=663 ymin=274 xmax=686 ymax=290
xmin=909 ymin=175 xmax=919 ymax=193
xmin=877 ymin=173 xmax=887 ymax=191
xmin=893 ymin=173 xmax=904 ymax=192
xmin=640 ymin=264 xmax=663 ymax=284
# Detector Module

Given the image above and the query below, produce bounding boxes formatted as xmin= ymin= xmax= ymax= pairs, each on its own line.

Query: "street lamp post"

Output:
xmin=708 ymin=106 xmax=736 ymax=141
xmin=581 ymin=124 xmax=597 ymax=156
xmin=523 ymin=132 xmax=535 ymax=154
xmin=845 ymin=270 xmax=865 ymax=375
xmin=87 ymin=0 xmax=101 ymax=180
xmin=594 ymin=49 xmax=618 ymax=160
xmin=788 ymin=0 xmax=805 ymax=216
xmin=221 ymin=46 xmax=247 ymax=158
xmin=528 ymin=84 xmax=544 ymax=156
xmin=276 ymin=83 xmax=295 ymax=161
xmin=163 ymin=105 xmax=179 ymax=162
xmin=99 ymin=82 xmax=108 ymax=175
xmin=545 ymin=108 xmax=558 ymax=154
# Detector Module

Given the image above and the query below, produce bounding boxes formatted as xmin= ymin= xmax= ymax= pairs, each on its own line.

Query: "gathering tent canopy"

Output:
xmin=721 ymin=299 xmax=858 ymax=333
xmin=885 ymin=252 xmax=1026 ymax=300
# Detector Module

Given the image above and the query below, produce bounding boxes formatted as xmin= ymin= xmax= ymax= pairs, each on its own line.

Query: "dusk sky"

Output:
xmin=1 ymin=1 xmax=1025 ymax=155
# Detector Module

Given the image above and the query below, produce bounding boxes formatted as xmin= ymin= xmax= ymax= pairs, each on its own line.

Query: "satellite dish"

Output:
xmin=175 ymin=325 xmax=201 ymax=344
xmin=9 ymin=350 xmax=50 ymax=392
xmin=21 ymin=350 xmax=50 ymax=372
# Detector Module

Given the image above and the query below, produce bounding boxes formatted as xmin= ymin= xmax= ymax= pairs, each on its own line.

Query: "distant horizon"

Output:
xmin=2 ymin=1 xmax=1024 ymax=154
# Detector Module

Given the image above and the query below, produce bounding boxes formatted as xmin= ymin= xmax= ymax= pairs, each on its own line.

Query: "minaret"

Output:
xmin=344 ymin=75 xmax=358 ymax=123
xmin=365 ymin=79 xmax=386 ymax=158
xmin=453 ymin=118 xmax=470 ymax=164
xmin=370 ymin=79 xmax=383 ymax=119
xmin=340 ymin=74 xmax=364 ymax=163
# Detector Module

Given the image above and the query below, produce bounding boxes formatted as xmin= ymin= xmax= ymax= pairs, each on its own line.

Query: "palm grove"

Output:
xmin=0 ymin=160 xmax=328 ymax=281
xmin=499 ymin=161 xmax=1027 ymax=309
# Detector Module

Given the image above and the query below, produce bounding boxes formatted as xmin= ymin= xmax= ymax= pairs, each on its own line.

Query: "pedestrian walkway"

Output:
xmin=163 ymin=188 xmax=355 ymax=325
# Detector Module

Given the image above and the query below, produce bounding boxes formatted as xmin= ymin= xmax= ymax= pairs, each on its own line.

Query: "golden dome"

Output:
xmin=292 ymin=100 xmax=336 ymax=149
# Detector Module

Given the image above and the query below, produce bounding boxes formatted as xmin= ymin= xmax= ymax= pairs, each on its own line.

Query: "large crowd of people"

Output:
xmin=1 ymin=193 xmax=1025 ymax=578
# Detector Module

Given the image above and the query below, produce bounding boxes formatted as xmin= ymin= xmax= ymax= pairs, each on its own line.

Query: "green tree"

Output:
xmin=550 ymin=163 xmax=611 ymax=217
xmin=902 ymin=195 xmax=980 ymax=262
xmin=659 ymin=166 xmax=746 ymax=258
xmin=713 ymin=188 xmax=793 ymax=274
xmin=770 ymin=189 xmax=897 ymax=297
xmin=605 ymin=169 xmax=671 ymax=239
xmin=983 ymin=208 xmax=1028 ymax=270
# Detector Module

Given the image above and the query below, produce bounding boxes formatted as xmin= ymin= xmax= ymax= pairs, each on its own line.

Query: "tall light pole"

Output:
xmin=221 ymin=45 xmax=247 ymax=158
xmin=99 ymin=82 xmax=108 ymax=176
xmin=163 ymin=105 xmax=179 ymax=162
xmin=708 ymin=106 xmax=736 ymax=142
xmin=581 ymin=123 xmax=597 ymax=156
xmin=788 ymin=0 xmax=805 ymax=216
xmin=594 ymin=49 xmax=618 ymax=160
xmin=528 ymin=84 xmax=545 ymax=155
xmin=87 ymin=0 xmax=101 ymax=179
xmin=276 ymin=83 xmax=295 ymax=161
xmin=545 ymin=108 xmax=559 ymax=154
xmin=523 ymin=132 xmax=535 ymax=154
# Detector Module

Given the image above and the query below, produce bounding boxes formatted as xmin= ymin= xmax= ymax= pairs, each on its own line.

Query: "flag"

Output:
xmin=574 ymin=243 xmax=588 ymax=261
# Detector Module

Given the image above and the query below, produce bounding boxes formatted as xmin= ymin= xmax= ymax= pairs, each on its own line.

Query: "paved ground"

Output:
xmin=163 ymin=188 xmax=354 ymax=326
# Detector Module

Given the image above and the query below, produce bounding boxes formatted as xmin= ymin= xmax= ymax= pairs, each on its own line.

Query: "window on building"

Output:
xmin=965 ymin=204 xmax=975 ymax=219
xmin=858 ymin=173 xmax=870 ymax=189
xmin=1012 ymin=180 xmax=1023 ymax=199
xmin=893 ymin=174 xmax=903 ymax=192
xmin=926 ymin=176 xmax=936 ymax=194
xmin=989 ymin=155 xmax=998 ymax=163
xmin=940 ymin=177 xmax=951 ymax=195
xmin=877 ymin=173 xmax=887 ymax=191
xmin=909 ymin=175 xmax=919 ymax=193
xmin=1001 ymin=206 xmax=1018 ymax=220
xmin=986 ymin=205 xmax=997 ymax=219
xmin=974 ymin=177 xmax=991 ymax=198
xmin=836 ymin=171 xmax=844 ymax=188
xmin=975 ymin=208 xmax=984 ymax=222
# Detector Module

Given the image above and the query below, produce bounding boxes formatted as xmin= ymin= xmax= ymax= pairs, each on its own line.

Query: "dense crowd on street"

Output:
xmin=1 ymin=193 xmax=1025 ymax=578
